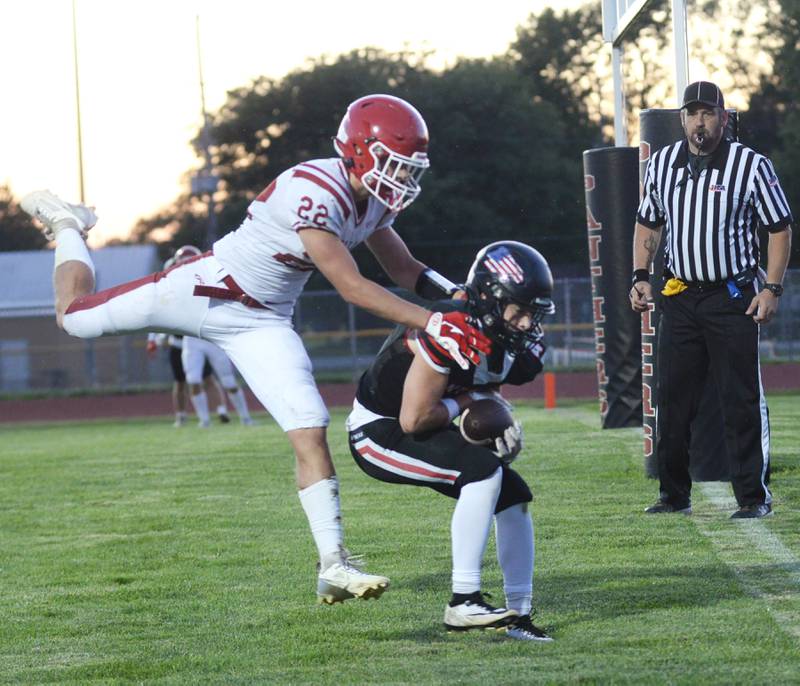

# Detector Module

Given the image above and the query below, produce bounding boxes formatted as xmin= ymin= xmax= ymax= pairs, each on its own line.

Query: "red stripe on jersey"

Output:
xmin=255 ymin=179 xmax=277 ymax=203
xmin=299 ymin=162 xmax=355 ymax=215
xmin=357 ymin=443 xmax=458 ymax=484
xmin=292 ymin=169 xmax=351 ymax=220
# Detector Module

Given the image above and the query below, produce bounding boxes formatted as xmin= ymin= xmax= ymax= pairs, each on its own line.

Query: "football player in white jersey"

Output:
xmin=22 ymin=94 xmax=491 ymax=605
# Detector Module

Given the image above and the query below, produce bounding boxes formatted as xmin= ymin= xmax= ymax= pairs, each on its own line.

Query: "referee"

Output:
xmin=629 ymin=80 xmax=793 ymax=519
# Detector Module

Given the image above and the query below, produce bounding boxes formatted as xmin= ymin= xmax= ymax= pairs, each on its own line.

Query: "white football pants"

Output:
xmin=62 ymin=254 xmax=329 ymax=431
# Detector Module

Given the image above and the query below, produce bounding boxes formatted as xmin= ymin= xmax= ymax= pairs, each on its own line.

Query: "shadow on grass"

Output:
xmin=392 ymin=560 xmax=785 ymax=636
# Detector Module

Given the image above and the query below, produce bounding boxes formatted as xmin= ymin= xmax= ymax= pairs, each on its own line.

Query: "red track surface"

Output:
xmin=1 ymin=365 xmax=799 ymax=424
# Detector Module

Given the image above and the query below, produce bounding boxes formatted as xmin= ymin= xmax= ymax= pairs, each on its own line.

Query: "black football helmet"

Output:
xmin=465 ymin=241 xmax=556 ymax=352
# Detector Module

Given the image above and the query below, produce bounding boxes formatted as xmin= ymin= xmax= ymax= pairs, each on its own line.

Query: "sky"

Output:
xmin=0 ymin=0 xmax=584 ymax=246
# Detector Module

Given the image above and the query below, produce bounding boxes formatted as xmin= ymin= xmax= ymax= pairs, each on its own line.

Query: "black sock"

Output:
xmin=449 ymin=591 xmax=479 ymax=606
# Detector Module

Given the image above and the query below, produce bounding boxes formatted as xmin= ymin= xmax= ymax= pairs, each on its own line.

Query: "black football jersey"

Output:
xmin=356 ymin=301 xmax=545 ymax=418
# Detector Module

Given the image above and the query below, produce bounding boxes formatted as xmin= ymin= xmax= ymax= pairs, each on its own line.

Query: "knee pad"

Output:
xmin=62 ymin=306 xmax=111 ymax=339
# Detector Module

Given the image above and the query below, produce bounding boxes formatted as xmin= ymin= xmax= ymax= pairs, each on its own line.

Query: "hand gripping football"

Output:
xmin=459 ymin=398 xmax=515 ymax=445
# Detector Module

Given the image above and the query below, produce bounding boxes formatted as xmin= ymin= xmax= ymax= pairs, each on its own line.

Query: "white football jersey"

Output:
xmin=213 ymin=158 xmax=397 ymax=317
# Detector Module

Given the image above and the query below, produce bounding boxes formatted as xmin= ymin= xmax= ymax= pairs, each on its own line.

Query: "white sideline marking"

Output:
xmin=696 ymin=482 xmax=800 ymax=641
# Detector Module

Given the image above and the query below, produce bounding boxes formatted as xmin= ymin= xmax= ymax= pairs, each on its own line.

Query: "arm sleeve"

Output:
xmin=414 ymin=268 xmax=460 ymax=300
xmin=504 ymin=342 xmax=546 ymax=386
xmin=636 ymin=158 xmax=666 ymax=229
xmin=753 ymin=158 xmax=794 ymax=232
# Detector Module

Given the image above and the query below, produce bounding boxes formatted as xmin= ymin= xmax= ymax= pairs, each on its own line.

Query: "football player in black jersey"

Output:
xmin=347 ymin=241 xmax=555 ymax=642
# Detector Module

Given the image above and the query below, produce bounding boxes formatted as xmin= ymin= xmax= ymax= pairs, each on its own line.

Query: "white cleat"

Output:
xmin=443 ymin=592 xmax=518 ymax=631
xmin=241 ymin=417 xmax=256 ymax=426
xmin=317 ymin=557 xmax=390 ymax=605
xmin=21 ymin=189 xmax=97 ymax=240
xmin=198 ymin=419 xmax=211 ymax=428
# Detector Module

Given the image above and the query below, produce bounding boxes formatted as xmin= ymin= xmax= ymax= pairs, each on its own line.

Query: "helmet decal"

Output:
xmin=483 ymin=246 xmax=524 ymax=284
xmin=465 ymin=240 xmax=555 ymax=353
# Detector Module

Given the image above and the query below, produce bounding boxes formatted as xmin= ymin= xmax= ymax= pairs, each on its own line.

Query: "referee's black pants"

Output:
xmin=656 ymin=283 xmax=771 ymax=508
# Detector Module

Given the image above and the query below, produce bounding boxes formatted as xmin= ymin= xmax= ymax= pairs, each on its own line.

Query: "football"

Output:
xmin=459 ymin=397 xmax=514 ymax=445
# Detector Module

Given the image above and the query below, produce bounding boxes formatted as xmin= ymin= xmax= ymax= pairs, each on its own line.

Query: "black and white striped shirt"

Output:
xmin=637 ymin=140 xmax=793 ymax=282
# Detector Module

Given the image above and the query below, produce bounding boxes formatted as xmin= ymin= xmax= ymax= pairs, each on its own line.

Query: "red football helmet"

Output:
xmin=173 ymin=244 xmax=202 ymax=264
xmin=333 ymin=94 xmax=430 ymax=211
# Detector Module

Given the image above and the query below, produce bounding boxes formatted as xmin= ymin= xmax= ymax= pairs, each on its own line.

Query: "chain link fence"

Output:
xmin=1 ymin=272 xmax=798 ymax=394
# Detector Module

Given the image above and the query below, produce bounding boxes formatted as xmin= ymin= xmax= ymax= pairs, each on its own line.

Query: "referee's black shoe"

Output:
xmin=644 ymin=500 xmax=692 ymax=515
xmin=730 ymin=503 xmax=773 ymax=519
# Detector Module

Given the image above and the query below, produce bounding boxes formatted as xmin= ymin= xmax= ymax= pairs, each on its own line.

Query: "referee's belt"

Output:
xmin=682 ymin=279 xmax=727 ymax=292
xmin=662 ymin=268 xmax=756 ymax=296
xmin=193 ymin=274 xmax=269 ymax=310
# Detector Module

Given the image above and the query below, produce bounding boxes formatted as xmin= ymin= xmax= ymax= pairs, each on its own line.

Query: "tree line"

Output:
xmin=2 ymin=1 xmax=797 ymax=282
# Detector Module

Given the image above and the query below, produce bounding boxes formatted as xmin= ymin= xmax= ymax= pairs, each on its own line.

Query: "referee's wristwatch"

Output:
xmin=763 ymin=283 xmax=784 ymax=297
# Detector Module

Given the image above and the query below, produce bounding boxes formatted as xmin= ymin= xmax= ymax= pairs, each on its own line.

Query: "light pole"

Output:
xmin=71 ymin=0 xmax=86 ymax=203
xmin=192 ymin=14 xmax=220 ymax=249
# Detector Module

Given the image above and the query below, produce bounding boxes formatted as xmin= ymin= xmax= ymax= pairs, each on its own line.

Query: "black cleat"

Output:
xmin=444 ymin=592 xmax=517 ymax=631
xmin=644 ymin=500 xmax=692 ymax=515
xmin=505 ymin=614 xmax=553 ymax=642
xmin=730 ymin=503 xmax=773 ymax=519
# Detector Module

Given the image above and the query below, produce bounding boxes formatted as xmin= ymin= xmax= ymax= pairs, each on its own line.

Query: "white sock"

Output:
xmin=495 ymin=503 xmax=534 ymax=615
xmin=451 ymin=467 xmax=503 ymax=594
xmin=298 ymin=477 xmax=343 ymax=569
xmin=227 ymin=387 xmax=251 ymax=421
xmin=216 ymin=405 xmax=228 ymax=416
xmin=54 ymin=226 xmax=95 ymax=276
xmin=189 ymin=391 xmax=210 ymax=424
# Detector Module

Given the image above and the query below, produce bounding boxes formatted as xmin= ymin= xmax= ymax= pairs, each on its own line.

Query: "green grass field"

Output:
xmin=1 ymin=397 xmax=799 ymax=685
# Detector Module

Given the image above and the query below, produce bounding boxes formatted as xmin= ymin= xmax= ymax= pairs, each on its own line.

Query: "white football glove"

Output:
xmin=492 ymin=420 xmax=523 ymax=464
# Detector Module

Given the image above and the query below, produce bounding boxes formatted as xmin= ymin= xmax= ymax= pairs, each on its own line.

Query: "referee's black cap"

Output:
xmin=682 ymin=81 xmax=725 ymax=109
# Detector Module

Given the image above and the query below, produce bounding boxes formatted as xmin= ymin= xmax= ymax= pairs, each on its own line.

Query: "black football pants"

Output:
xmin=656 ymin=283 xmax=771 ymax=508
xmin=348 ymin=418 xmax=532 ymax=512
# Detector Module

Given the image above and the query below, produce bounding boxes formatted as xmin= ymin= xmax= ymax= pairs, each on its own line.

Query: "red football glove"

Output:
xmin=424 ymin=311 xmax=492 ymax=369
xmin=146 ymin=340 xmax=158 ymax=358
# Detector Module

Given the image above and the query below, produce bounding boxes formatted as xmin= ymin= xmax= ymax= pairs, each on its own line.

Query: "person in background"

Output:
xmin=147 ymin=249 xmax=233 ymax=427
xmin=146 ymin=331 xmax=233 ymax=427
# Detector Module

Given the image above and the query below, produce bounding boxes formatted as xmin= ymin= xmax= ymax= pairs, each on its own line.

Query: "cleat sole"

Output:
xmin=317 ymin=581 xmax=388 ymax=605
xmin=444 ymin=615 xmax=517 ymax=632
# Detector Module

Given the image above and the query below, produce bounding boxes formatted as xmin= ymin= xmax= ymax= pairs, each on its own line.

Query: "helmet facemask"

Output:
xmin=361 ymin=140 xmax=429 ymax=211
xmin=470 ymin=285 xmax=554 ymax=353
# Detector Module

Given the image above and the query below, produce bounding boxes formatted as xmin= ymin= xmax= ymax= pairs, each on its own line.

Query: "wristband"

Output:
xmin=440 ymin=398 xmax=461 ymax=422
xmin=415 ymin=268 xmax=459 ymax=300
xmin=632 ymin=269 xmax=650 ymax=285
